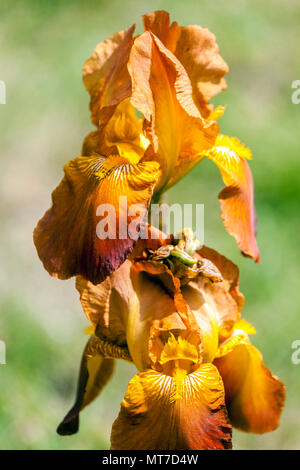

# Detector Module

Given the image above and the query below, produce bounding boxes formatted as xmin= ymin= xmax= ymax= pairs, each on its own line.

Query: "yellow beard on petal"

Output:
xmin=170 ymin=367 xmax=187 ymax=402
xmin=158 ymin=333 xmax=201 ymax=400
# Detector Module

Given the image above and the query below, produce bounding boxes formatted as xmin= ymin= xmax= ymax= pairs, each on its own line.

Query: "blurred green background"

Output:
xmin=0 ymin=0 xmax=300 ymax=450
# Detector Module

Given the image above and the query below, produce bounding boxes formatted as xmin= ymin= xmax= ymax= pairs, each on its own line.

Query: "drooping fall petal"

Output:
xmin=128 ymin=31 xmax=219 ymax=192
xmin=214 ymin=342 xmax=285 ymax=433
xmin=57 ymin=336 xmax=115 ymax=436
xmin=83 ymin=25 xmax=135 ymax=127
xmin=34 ymin=155 xmax=160 ymax=284
xmin=143 ymin=10 xmax=229 ymax=117
xmin=203 ymin=135 xmax=260 ymax=263
xmin=110 ymin=364 xmax=232 ymax=450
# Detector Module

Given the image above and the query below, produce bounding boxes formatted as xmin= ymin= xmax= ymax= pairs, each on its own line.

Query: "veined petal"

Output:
xmin=128 ymin=31 xmax=218 ymax=192
xmin=204 ymin=135 xmax=260 ymax=263
xmin=143 ymin=10 xmax=229 ymax=117
xmin=83 ymin=25 xmax=135 ymax=127
xmin=214 ymin=342 xmax=285 ymax=433
xmin=34 ymin=155 xmax=160 ymax=284
xmin=57 ymin=336 xmax=116 ymax=436
xmin=111 ymin=364 xmax=232 ymax=450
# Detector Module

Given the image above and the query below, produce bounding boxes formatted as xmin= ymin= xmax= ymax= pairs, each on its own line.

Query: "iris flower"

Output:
xmin=57 ymin=232 xmax=284 ymax=450
xmin=34 ymin=10 xmax=260 ymax=286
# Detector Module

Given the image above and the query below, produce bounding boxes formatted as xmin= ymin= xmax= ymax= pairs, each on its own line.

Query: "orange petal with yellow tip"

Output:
xmin=110 ymin=364 xmax=232 ymax=450
xmin=214 ymin=343 xmax=285 ymax=433
xmin=83 ymin=25 xmax=135 ymax=127
xmin=128 ymin=31 xmax=218 ymax=192
xmin=143 ymin=10 xmax=229 ymax=117
xmin=204 ymin=135 xmax=260 ymax=263
xmin=34 ymin=155 xmax=160 ymax=284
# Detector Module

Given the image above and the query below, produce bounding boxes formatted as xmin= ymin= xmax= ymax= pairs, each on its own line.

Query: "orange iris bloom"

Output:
xmin=34 ymin=10 xmax=260 ymax=285
xmin=57 ymin=232 xmax=284 ymax=450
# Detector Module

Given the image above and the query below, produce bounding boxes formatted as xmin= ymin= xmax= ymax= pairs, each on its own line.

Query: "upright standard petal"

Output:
xmin=129 ymin=260 xmax=201 ymax=371
xmin=195 ymin=246 xmax=244 ymax=339
xmin=111 ymin=364 xmax=232 ymax=450
xmin=177 ymin=247 xmax=243 ymax=361
xmin=203 ymin=135 xmax=260 ymax=262
xmin=128 ymin=31 xmax=219 ymax=192
xmin=83 ymin=25 xmax=135 ymax=127
xmin=143 ymin=10 xmax=229 ymax=116
xmin=34 ymin=155 xmax=160 ymax=284
xmin=214 ymin=328 xmax=285 ymax=433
